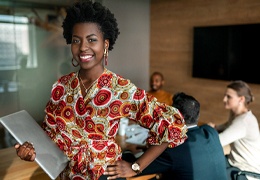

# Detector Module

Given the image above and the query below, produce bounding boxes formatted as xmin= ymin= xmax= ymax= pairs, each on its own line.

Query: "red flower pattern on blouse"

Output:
xmin=42 ymin=69 xmax=187 ymax=180
xmin=98 ymin=73 xmax=112 ymax=88
xmin=93 ymin=89 xmax=112 ymax=107
xmin=96 ymin=123 xmax=104 ymax=133
xmin=72 ymin=129 xmax=82 ymax=138
xmin=158 ymin=119 xmax=171 ymax=136
xmin=85 ymin=117 xmax=95 ymax=133
xmin=75 ymin=97 xmax=87 ymax=115
xmin=108 ymin=122 xmax=119 ymax=136
xmin=56 ymin=116 xmax=66 ymax=131
xmin=133 ymin=88 xmax=145 ymax=100
xmin=88 ymin=133 xmax=103 ymax=140
xmin=52 ymin=85 xmax=64 ymax=101
xmin=46 ymin=101 xmax=56 ymax=114
xmin=140 ymin=114 xmax=154 ymax=128
xmin=92 ymin=141 xmax=106 ymax=151
xmin=59 ymin=74 xmax=71 ymax=84
xmin=120 ymin=91 xmax=129 ymax=100
xmin=55 ymin=100 xmax=66 ymax=116
xmin=121 ymin=102 xmax=131 ymax=116
xmin=117 ymin=78 xmax=130 ymax=86
xmin=109 ymin=100 xmax=122 ymax=118
xmin=107 ymin=143 xmax=116 ymax=158
xmin=75 ymin=117 xmax=85 ymax=128
xmin=45 ymin=113 xmax=56 ymax=127
xmin=85 ymin=105 xmax=95 ymax=117
xmin=62 ymin=106 xmax=74 ymax=122
xmin=97 ymin=107 xmax=109 ymax=117
xmin=71 ymin=77 xmax=79 ymax=89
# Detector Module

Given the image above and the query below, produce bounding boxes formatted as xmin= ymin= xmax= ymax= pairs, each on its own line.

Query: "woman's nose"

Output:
xmin=80 ymin=41 xmax=89 ymax=51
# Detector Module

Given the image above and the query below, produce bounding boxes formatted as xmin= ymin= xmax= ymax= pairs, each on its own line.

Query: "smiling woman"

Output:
xmin=13 ymin=1 xmax=187 ymax=180
xmin=0 ymin=1 xmax=150 ymax=155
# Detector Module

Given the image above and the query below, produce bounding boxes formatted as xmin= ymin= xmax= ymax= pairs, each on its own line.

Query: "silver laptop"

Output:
xmin=0 ymin=110 xmax=69 ymax=180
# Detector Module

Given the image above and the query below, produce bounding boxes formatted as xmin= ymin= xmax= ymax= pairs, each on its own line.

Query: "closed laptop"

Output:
xmin=0 ymin=110 xmax=69 ymax=180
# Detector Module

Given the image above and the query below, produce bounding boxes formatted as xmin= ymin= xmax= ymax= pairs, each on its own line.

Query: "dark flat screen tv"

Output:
xmin=192 ymin=23 xmax=260 ymax=84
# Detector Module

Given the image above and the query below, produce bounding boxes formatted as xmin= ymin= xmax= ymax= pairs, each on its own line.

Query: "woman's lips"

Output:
xmin=79 ymin=55 xmax=93 ymax=62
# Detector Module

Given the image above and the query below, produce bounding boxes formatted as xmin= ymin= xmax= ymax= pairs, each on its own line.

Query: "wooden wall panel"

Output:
xmin=150 ymin=0 xmax=260 ymax=125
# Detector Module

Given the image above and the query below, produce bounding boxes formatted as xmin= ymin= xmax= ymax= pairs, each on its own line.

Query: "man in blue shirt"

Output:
xmin=123 ymin=92 xmax=227 ymax=180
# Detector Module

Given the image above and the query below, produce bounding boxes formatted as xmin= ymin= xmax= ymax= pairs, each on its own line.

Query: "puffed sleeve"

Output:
xmin=130 ymin=88 xmax=188 ymax=148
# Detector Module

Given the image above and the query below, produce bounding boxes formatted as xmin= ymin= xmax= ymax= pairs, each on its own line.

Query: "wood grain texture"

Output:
xmin=0 ymin=138 xmax=155 ymax=180
xmin=150 ymin=0 xmax=260 ymax=126
xmin=0 ymin=147 xmax=50 ymax=180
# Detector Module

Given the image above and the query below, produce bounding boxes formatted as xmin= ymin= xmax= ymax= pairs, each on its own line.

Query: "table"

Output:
xmin=0 ymin=147 xmax=50 ymax=180
xmin=0 ymin=123 xmax=229 ymax=180
xmin=0 ymin=138 xmax=157 ymax=180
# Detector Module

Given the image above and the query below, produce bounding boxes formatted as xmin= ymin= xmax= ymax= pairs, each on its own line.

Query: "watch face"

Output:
xmin=132 ymin=163 xmax=140 ymax=171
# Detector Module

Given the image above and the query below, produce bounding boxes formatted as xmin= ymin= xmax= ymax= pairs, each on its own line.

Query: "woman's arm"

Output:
xmin=219 ymin=117 xmax=246 ymax=146
xmin=104 ymin=142 xmax=169 ymax=179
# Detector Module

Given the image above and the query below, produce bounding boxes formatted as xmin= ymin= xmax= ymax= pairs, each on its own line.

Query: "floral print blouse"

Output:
xmin=42 ymin=68 xmax=187 ymax=180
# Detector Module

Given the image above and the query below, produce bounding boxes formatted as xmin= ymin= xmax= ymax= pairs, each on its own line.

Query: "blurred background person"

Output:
xmin=208 ymin=80 xmax=260 ymax=180
xmin=147 ymin=72 xmax=173 ymax=106
xmin=123 ymin=92 xmax=227 ymax=180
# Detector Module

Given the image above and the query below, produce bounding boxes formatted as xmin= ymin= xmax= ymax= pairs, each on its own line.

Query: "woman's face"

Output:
xmin=223 ymin=88 xmax=243 ymax=110
xmin=71 ymin=22 xmax=109 ymax=70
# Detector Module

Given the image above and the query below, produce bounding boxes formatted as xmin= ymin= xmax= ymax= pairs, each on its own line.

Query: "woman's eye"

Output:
xmin=72 ymin=39 xmax=80 ymax=44
xmin=88 ymin=38 xmax=97 ymax=43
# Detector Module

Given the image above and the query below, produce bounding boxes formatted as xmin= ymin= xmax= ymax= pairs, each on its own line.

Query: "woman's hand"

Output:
xmin=104 ymin=160 xmax=136 ymax=179
xmin=14 ymin=141 xmax=36 ymax=161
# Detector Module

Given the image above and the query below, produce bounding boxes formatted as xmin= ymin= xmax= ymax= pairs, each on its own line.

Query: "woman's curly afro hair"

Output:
xmin=62 ymin=0 xmax=120 ymax=51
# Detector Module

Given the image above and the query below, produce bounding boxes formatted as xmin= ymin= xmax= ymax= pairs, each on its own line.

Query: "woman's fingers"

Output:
xmin=30 ymin=151 xmax=36 ymax=161
xmin=14 ymin=143 xmax=21 ymax=149
xmin=24 ymin=149 xmax=36 ymax=161
xmin=104 ymin=165 xmax=119 ymax=180
xmin=105 ymin=165 xmax=117 ymax=174
xmin=16 ymin=141 xmax=36 ymax=161
xmin=104 ymin=160 xmax=136 ymax=179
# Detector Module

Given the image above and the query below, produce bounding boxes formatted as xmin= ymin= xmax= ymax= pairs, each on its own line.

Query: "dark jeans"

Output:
xmin=225 ymin=156 xmax=247 ymax=180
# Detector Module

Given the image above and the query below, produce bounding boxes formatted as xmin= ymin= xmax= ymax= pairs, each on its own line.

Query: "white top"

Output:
xmin=219 ymin=111 xmax=260 ymax=176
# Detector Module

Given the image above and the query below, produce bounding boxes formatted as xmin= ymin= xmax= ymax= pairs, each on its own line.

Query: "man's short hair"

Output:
xmin=172 ymin=92 xmax=200 ymax=125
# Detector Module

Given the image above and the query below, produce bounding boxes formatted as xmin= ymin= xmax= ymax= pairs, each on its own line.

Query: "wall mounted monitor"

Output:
xmin=192 ymin=23 xmax=260 ymax=84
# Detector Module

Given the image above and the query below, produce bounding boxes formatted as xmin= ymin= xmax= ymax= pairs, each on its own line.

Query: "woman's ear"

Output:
xmin=105 ymin=39 xmax=109 ymax=49
xmin=239 ymin=96 xmax=246 ymax=104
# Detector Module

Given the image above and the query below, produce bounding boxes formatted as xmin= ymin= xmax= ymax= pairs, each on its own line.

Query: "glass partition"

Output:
xmin=0 ymin=9 xmax=77 ymax=149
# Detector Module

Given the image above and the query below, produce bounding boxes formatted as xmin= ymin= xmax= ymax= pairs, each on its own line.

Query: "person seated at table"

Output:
xmin=147 ymin=72 xmax=173 ymax=106
xmin=123 ymin=92 xmax=228 ymax=180
xmin=208 ymin=80 xmax=260 ymax=180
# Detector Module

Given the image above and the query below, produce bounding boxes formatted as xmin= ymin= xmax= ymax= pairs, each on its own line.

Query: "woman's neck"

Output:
xmin=79 ymin=67 xmax=105 ymax=82
xmin=232 ymin=106 xmax=249 ymax=117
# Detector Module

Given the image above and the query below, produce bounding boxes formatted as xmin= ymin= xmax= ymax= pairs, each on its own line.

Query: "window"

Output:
xmin=0 ymin=15 xmax=37 ymax=70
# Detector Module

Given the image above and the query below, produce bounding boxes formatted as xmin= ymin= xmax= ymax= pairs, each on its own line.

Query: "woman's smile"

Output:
xmin=79 ymin=54 xmax=94 ymax=62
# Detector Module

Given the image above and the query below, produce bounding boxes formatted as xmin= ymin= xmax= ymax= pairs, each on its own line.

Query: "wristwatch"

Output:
xmin=131 ymin=162 xmax=142 ymax=174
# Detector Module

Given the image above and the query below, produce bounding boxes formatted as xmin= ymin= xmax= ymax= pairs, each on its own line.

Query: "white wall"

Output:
xmin=103 ymin=0 xmax=150 ymax=91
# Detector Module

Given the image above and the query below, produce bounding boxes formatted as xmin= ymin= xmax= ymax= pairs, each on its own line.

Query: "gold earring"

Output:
xmin=104 ymin=49 xmax=108 ymax=66
xmin=71 ymin=58 xmax=79 ymax=67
